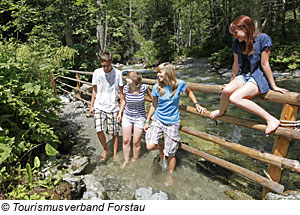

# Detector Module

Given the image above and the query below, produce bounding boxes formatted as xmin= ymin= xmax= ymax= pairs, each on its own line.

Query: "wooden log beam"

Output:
xmin=60 ymin=69 xmax=93 ymax=75
xmin=179 ymin=125 xmax=300 ymax=173
xmin=180 ymin=143 xmax=284 ymax=193
xmin=140 ymin=78 xmax=300 ymax=105
xmin=57 ymin=75 xmax=92 ymax=86
xmin=179 ymin=104 xmax=300 ymax=141
xmin=56 ymin=80 xmax=92 ymax=96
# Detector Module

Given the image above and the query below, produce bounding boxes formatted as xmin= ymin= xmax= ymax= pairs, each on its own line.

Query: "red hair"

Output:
xmin=229 ymin=15 xmax=258 ymax=54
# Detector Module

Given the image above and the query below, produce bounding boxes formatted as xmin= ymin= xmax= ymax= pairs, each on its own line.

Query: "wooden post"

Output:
xmin=261 ymin=104 xmax=299 ymax=199
xmin=49 ymin=71 xmax=57 ymax=96
xmin=76 ymin=73 xmax=81 ymax=98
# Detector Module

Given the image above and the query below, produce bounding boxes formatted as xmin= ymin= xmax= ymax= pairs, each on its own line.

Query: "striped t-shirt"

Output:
xmin=123 ymin=84 xmax=148 ymax=118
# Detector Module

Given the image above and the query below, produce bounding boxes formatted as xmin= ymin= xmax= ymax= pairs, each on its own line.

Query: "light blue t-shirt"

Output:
xmin=151 ymin=80 xmax=187 ymax=124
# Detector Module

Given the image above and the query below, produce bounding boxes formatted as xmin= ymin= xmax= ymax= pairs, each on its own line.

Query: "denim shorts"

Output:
xmin=234 ymin=73 xmax=257 ymax=85
xmin=122 ymin=114 xmax=146 ymax=129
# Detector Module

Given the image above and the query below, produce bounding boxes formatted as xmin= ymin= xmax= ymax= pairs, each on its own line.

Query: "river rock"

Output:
xmin=135 ymin=187 xmax=173 ymax=200
xmin=68 ymin=155 xmax=89 ymax=175
xmin=293 ymin=70 xmax=300 ymax=77
xmin=265 ymin=190 xmax=300 ymax=200
xmin=62 ymin=174 xmax=85 ymax=199
xmin=82 ymin=174 xmax=106 ymax=200
xmin=74 ymin=101 xmax=84 ymax=108
xmin=100 ymin=178 xmax=121 ymax=191
xmin=221 ymin=71 xmax=232 ymax=78
xmin=217 ymin=68 xmax=230 ymax=75
xmin=59 ymin=95 xmax=70 ymax=104
xmin=80 ymin=84 xmax=92 ymax=93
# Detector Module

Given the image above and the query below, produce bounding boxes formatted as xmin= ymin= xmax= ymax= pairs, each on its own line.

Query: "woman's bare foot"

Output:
xmin=120 ymin=160 xmax=129 ymax=169
xmin=100 ymin=150 xmax=109 ymax=161
xmin=265 ymin=118 xmax=280 ymax=136
xmin=164 ymin=173 xmax=173 ymax=186
xmin=113 ymin=154 xmax=120 ymax=162
xmin=210 ymin=110 xmax=224 ymax=119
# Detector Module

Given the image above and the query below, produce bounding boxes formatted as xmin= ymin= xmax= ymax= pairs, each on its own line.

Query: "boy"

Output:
xmin=90 ymin=52 xmax=124 ymax=161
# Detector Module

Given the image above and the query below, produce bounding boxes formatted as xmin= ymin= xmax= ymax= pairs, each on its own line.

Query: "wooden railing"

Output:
xmin=55 ymin=69 xmax=300 ymax=198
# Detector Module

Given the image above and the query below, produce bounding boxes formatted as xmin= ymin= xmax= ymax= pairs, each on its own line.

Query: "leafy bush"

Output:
xmin=270 ymin=42 xmax=300 ymax=72
xmin=0 ymin=40 xmax=74 ymax=197
xmin=209 ymin=46 xmax=233 ymax=69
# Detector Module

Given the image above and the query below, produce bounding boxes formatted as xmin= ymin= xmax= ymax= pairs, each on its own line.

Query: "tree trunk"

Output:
xmin=281 ymin=0 xmax=286 ymax=38
xmin=188 ymin=1 xmax=193 ymax=47
xmin=96 ymin=0 xmax=105 ymax=54
xmin=61 ymin=0 xmax=73 ymax=47
xmin=177 ymin=3 xmax=182 ymax=52
xmin=249 ymin=0 xmax=262 ymax=32
xmin=293 ymin=0 xmax=299 ymax=41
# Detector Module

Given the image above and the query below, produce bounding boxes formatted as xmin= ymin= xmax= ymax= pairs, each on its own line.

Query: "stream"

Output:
xmin=58 ymin=59 xmax=300 ymax=200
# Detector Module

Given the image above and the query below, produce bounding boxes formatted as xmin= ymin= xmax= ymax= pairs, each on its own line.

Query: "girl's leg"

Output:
xmin=120 ymin=126 xmax=133 ymax=169
xmin=168 ymin=156 xmax=176 ymax=173
xmin=146 ymin=143 xmax=165 ymax=160
xmin=229 ymin=82 xmax=280 ymax=135
xmin=131 ymin=126 xmax=143 ymax=161
xmin=210 ymin=79 xmax=244 ymax=119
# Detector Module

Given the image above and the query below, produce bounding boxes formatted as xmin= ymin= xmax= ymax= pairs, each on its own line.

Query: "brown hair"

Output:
xmin=157 ymin=62 xmax=178 ymax=97
xmin=229 ymin=15 xmax=258 ymax=55
xmin=100 ymin=52 xmax=112 ymax=62
xmin=127 ymin=71 xmax=142 ymax=88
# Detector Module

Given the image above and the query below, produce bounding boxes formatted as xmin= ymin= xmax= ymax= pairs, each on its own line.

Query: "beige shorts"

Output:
xmin=145 ymin=118 xmax=180 ymax=157
xmin=94 ymin=110 xmax=119 ymax=135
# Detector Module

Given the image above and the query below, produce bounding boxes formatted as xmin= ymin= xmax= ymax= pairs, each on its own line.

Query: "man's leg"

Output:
xmin=97 ymin=131 xmax=109 ymax=161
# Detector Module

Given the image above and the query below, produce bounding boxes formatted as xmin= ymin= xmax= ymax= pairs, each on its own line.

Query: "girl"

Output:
xmin=118 ymin=71 xmax=152 ymax=169
xmin=144 ymin=62 xmax=206 ymax=174
xmin=210 ymin=15 xmax=288 ymax=136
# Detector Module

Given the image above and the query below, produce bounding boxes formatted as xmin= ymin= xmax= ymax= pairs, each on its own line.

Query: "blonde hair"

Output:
xmin=127 ymin=71 xmax=142 ymax=90
xmin=157 ymin=62 xmax=178 ymax=97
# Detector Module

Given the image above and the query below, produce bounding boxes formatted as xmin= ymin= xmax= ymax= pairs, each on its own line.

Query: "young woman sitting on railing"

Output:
xmin=210 ymin=15 xmax=288 ymax=136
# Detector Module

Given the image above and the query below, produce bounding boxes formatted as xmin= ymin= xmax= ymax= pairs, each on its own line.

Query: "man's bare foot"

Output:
xmin=265 ymin=118 xmax=280 ymax=136
xmin=131 ymin=158 xmax=137 ymax=162
xmin=100 ymin=150 xmax=109 ymax=161
xmin=120 ymin=160 xmax=129 ymax=169
xmin=210 ymin=110 xmax=224 ymax=119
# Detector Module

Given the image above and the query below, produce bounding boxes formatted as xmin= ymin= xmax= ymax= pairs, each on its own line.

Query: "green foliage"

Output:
xmin=270 ymin=42 xmax=300 ymax=72
xmin=209 ymin=47 xmax=233 ymax=69
xmin=4 ymin=157 xmax=62 ymax=200
xmin=133 ymin=40 xmax=158 ymax=64
xmin=0 ymin=39 xmax=74 ymax=198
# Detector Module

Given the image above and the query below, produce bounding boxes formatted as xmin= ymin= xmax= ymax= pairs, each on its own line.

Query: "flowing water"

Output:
xmin=70 ymin=61 xmax=300 ymax=200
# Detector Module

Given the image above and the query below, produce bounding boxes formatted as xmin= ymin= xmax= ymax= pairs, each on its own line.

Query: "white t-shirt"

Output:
xmin=92 ymin=67 xmax=123 ymax=112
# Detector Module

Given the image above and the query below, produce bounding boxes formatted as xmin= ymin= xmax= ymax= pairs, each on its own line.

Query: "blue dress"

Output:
xmin=232 ymin=33 xmax=272 ymax=94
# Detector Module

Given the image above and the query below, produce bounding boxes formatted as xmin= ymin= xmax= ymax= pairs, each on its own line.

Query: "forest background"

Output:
xmin=0 ymin=0 xmax=299 ymax=199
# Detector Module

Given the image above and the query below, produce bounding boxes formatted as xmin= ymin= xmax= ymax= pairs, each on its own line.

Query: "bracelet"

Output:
xmin=194 ymin=102 xmax=200 ymax=106
xmin=145 ymin=120 xmax=151 ymax=123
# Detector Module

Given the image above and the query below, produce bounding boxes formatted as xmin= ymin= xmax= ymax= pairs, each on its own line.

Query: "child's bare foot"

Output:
xmin=265 ymin=118 xmax=280 ymax=136
xmin=100 ymin=150 xmax=109 ymax=161
xmin=120 ymin=160 xmax=129 ymax=169
xmin=210 ymin=110 xmax=224 ymax=119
